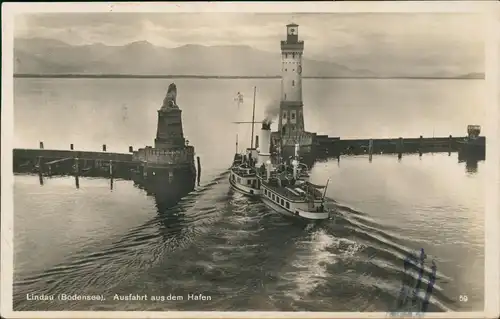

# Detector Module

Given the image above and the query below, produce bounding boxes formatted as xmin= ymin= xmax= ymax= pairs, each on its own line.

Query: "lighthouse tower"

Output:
xmin=278 ymin=23 xmax=305 ymax=136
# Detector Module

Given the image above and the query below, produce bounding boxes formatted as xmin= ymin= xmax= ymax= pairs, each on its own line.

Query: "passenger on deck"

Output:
xmin=281 ymin=178 xmax=289 ymax=188
xmin=259 ymin=164 xmax=266 ymax=176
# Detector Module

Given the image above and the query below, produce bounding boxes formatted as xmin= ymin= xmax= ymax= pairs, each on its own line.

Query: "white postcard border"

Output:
xmin=1 ymin=1 xmax=499 ymax=319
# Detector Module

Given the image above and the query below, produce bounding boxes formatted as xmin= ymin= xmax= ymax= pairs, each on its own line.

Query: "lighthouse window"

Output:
xmin=285 ymin=69 xmax=287 ymax=72
xmin=283 ymin=112 xmax=287 ymax=119
xmin=292 ymin=53 xmax=295 ymax=58
xmin=292 ymin=80 xmax=295 ymax=86
xmin=291 ymin=112 xmax=296 ymax=120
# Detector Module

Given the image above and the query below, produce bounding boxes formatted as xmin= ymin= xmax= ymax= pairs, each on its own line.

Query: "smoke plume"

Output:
xmin=263 ymin=99 xmax=280 ymax=124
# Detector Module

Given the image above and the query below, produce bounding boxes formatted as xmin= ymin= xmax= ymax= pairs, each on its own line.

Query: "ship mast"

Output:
xmin=234 ymin=92 xmax=244 ymax=153
xmin=250 ymin=86 xmax=256 ymax=149
xmin=322 ymin=178 xmax=331 ymax=201
xmin=235 ymin=134 xmax=239 ymax=153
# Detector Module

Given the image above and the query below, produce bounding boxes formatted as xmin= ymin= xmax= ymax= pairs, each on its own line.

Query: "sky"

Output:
xmin=14 ymin=12 xmax=485 ymax=74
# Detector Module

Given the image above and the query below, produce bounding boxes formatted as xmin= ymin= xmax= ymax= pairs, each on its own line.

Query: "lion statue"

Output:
xmin=162 ymin=83 xmax=178 ymax=109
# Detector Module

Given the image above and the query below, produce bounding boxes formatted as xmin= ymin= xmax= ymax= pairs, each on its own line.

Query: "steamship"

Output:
xmin=229 ymin=151 xmax=262 ymax=197
xmin=229 ymin=87 xmax=262 ymax=197
xmin=256 ymin=121 xmax=331 ymax=221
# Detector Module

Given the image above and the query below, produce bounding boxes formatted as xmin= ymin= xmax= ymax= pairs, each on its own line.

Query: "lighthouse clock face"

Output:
xmin=288 ymin=27 xmax=297 ymax=36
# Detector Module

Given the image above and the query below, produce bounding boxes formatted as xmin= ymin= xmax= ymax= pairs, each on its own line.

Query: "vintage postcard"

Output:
xmin=1 ymin=1 xmax=499 ymax=319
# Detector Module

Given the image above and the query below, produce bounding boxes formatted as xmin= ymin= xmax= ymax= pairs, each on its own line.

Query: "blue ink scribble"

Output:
xmin=389 ymin=248 xmax=437 ymax=317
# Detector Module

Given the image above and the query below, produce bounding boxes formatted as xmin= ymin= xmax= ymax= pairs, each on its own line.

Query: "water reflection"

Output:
xmin=458 ymin=151 xmax=483 ymax=174
xmin=154 ymin=194 xmax=186 ymax=240
xmin=133 ymin=181 xmax=189 ymax=241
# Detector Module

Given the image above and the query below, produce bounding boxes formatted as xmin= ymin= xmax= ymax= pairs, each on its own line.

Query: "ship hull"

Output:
xmin=260 ymin=195 xmax=329 ymax=222
xmin=229 ymin=169 xmax=261 ymax=197
xmin=260 ymin=183 xmax=330 ymax=221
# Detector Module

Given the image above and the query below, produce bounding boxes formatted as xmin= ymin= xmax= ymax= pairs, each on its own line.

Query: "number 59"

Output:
xmin=459 ymin=295 xmax=468 ymax=302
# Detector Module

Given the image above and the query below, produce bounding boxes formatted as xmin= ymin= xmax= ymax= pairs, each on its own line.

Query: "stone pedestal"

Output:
xmin=155 ymin=107 xmax=186 ymax=150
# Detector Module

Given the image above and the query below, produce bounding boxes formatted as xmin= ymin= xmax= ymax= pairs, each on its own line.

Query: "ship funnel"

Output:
xmin=262 ymin=121 xmax=272 ymax=131
xmin=292 ymin=159 xmax=299 ymax=179
xmin=258 ymin=121 xmax=272 ymax=166
xmin=265 ymin=160 xmax=272 ymax=182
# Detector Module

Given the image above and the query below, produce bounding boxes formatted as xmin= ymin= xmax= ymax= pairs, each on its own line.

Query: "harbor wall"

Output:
xmin=315 ymin=135 xmax=481 ymax=156
xmin=13 ymin=147 xmax=198 ymax=185
xmin=132 ymin=146 xmax=195 ymax=165
xmin=269 ymin=130 xmax=486 ymax=166
xmin=14 ymin=148 xmax=133 ymax=163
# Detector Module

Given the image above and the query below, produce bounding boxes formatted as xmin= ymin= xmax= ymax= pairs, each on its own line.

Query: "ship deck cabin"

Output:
xmin=260 ymin=170 xmax=324 ymax=203
xmin=232 ymin=153 xmax=258 ymax=178
xmin=232 ymin=163 xmax=257 ymax=178
xmin=230 ymin=165 xmax=260 ymax=190
xmin=261 ymin=177 xmax=326 ymax=214
xmin=232 ymin=152 xmax=257 ymax=169
xmin=230 ymin=154 xmax=260 ymax=190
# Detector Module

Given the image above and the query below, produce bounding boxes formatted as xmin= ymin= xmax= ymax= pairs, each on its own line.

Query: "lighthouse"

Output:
xmin=271 ymin=23 xmax=315 ymax=166
xmin=278 ymin=23 xmax=305 ymax=136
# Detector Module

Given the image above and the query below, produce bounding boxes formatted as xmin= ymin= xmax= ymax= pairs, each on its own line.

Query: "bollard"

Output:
xmin=102 ymin=144 xmax=107 ymax=152
xmin=39 ymin=141 xmax=44 ymax=149
xmin=70 ymin=143 xmax=74 ymax=150
xmin=74 ymin=157 xmax=80 ymax=174
xmin=368 ymin=139 xmax=373 ymax=163
xmin=397 ymin=137 xmax=403 ymax=158
xmin=74 ymin=157 xmax=80 ymax=189
xmin=38 ymin=156 xmax=44 ymax=185
xmin=109 ymin=160 xmax=114 ymax=190
xmin=196 ymin=156 xmax=201 ymax=186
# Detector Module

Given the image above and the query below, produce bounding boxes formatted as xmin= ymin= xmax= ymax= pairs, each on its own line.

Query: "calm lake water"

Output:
xmin=12 ymin=78 xmax=486 ymax=311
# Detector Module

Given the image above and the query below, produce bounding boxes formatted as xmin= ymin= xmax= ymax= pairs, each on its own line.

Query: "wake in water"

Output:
xmin=14 ymin=172 xmax=455 ymax=312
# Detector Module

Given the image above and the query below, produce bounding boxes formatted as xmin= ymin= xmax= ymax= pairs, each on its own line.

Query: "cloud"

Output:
xmin=14 ymin=12 xmax=485 ymax=73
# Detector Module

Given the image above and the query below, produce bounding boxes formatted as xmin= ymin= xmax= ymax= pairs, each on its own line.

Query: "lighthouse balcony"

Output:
xmin=281 ymin=41 xmax=304 ymax=51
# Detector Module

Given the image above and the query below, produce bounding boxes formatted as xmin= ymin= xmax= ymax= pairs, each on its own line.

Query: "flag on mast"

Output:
xmin=234 ymin=92 xmax=244 ymax=107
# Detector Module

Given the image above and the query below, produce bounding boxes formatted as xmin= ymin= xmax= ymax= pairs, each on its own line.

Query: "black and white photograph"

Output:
xmin=1 ymin=2 xmax=499 ymax=318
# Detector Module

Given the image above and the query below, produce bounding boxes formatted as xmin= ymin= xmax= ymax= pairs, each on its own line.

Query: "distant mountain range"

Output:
xmin=13 ymin=38 xmax=484 ymax=79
